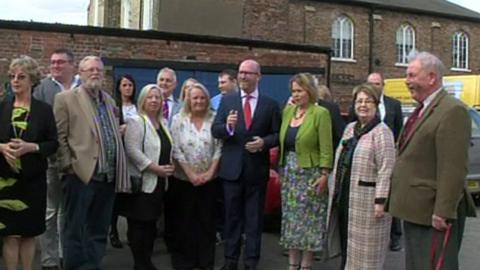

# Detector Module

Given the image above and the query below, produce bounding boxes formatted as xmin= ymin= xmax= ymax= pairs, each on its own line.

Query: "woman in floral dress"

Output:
xmin=279 ymin=73 xmax=333 ymax=270
xmin=170 ymin=82 xmax=222 ymax=270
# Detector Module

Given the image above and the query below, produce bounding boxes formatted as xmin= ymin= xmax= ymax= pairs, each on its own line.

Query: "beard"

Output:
xmin=83 ymin=78 xmax=103 ymax=91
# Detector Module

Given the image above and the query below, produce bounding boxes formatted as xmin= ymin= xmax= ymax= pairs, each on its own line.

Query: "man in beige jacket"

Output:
xmin=53 ymin=56 xmax=128 ymax=270
xmin=389 ymin=51 xmax=471 ymax=270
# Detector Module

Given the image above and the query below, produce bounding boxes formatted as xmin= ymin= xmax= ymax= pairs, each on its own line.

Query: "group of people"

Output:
xmin=0 ymin=48 xmax=474 ymax=270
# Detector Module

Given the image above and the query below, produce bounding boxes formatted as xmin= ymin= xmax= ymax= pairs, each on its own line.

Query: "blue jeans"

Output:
xmin=62 ymin=174 xmax=115 ymax=270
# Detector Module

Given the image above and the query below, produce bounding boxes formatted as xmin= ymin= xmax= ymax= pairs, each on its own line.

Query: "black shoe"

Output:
xmin=109 ymin=233 xmax=123 ymax=248
xmin=220 ymin=261 xmax=238 ymax=270
xmin=389 ymin=240 xmax=402 ymax=251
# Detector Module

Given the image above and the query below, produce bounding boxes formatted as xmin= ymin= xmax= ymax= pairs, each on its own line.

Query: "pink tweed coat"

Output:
xmin=330 ymin=122 xmax=395 ymax=270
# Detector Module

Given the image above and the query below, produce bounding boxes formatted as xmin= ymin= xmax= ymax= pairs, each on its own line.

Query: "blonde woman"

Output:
xmin=120 ymin=84 xmax=174 ymax=270
xmin=0 ymin=56 xmax=58 ymax=270
xmin=170 ymin=83 xmax=222 ymax=270
xmin=179 ymin=77 xmax=199 ymax=102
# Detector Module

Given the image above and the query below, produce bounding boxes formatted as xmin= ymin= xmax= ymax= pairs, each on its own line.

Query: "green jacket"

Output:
xmin=279 ymin=103 xmax=333 ymax=169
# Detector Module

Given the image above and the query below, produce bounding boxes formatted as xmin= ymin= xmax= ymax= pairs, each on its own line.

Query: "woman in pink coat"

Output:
xmin=331 ymin=83 xmax=395 ymax=270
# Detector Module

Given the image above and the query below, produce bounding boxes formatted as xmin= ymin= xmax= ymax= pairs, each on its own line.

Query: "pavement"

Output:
xmin=1 ymin=208 xmax=479 ymax=269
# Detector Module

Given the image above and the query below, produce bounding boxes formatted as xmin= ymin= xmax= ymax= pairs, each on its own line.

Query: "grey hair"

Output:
xmin=79 ymin=56 xmax=103 ymax=70
xmin=408 ymin=51 xmax=445 ymax=80
xmin=156 ymin=67 xmax=177 ymax=83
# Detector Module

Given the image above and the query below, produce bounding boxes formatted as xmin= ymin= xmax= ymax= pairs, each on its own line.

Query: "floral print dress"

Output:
xmin=279 ymin=126 xmax=328 ymax=251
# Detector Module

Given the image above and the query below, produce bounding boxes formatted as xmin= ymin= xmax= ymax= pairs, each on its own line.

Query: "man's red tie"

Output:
xmin=399 ymin=103 xmax=424 ymax=149
xmin=162 ymin=99 xmax=169 ymax=120
xmin=244 ymin=95 xmax=252 ymax=129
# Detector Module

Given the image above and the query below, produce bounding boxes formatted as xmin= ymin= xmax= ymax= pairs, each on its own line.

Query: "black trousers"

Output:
xmin=171 ymin=179 xmax=217 ymax=269
xmin=223 ymin=176 xmax=267 ymax=268
xmin=127 ymin=218 xmax=157 ymax=270
xmin=62 ymin=175 xmax=115 ymax=270
xmin=390 ymin=217 xmax=402 ymax=244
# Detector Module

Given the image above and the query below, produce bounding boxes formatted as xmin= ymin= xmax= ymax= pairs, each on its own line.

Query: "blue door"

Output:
xmin=113 ymin=67 xmax=293 ymax=105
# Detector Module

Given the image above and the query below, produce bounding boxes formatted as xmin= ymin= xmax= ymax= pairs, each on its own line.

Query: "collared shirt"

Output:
xmin=420 ymin=87 xmax=443 ymax=116
xmin=378 ymin=94 xmax=386 ymax=122
xmin=122 ymin=104 xmax=138 ymax=121
xmin=51 ymin=74 xmax=81 ymax=91
xmin=241 ymin=88 xmax=259 ymax=118
xmin=210 ymin=93 xmax=223 ymax=111
xmin=91 ymin=93 xmax=117 ymax=183
xmin=164 ymin=95 xmax=174 ymax=122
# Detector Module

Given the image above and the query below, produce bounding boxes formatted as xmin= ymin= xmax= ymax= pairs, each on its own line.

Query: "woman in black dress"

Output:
xmin=109 ymin=74 xmax=138 ymax=249
xmin=120 ymin=84 xmax=174 ymax=270
xmin=0 ymin=55 xmax=58 ymax=270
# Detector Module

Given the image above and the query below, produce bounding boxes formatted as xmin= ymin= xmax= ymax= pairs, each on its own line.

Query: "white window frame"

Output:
xmin=142 ymin=0 xmax=153 ymax=30
xmin=452 ymin=31 xmax=469 ymax=71
xmin=396 ymin=24 xmax=415 ymax=65
xmin=331 ymin=15 xmax=354 ymax=60
xmin=121 ymin=0 xmax=131 ymax=29
xmin=93 ymin=0 xmax=100 ymax=26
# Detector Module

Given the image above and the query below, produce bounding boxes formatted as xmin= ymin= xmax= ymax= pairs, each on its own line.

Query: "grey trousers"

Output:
xmin=404 ymin=199 xmax=466 ymax=270
xmin=39 ymin=158 xmax=64 ymax=267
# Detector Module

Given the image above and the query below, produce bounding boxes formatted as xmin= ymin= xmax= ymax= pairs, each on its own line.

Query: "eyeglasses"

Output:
xmin=355 ymin=99 xmax=376 ymax=105
xmin=81 ymin=67 xmax=104 ymax=73
xmin=8 ymin=74 xmax=27 ymax=81
xmin=50 ymin=59 xmax=71 ymax=65
xmin=238 ymin=71 xmax=259 ymax=76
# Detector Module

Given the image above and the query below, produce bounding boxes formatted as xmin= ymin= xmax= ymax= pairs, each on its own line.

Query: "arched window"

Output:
xmin=332 ymin=15 xmax=354 ymax=60
xmin=396 ymin=24 xmax=415 ymax=65
xmin=452 ymin=31 xmax=469 ymax=70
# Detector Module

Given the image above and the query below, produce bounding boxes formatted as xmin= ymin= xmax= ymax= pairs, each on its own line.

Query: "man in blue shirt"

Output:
xmin=211 ymin=69 xmax=238 ymax=111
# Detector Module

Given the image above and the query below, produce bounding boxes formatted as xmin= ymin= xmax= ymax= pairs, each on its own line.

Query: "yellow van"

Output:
xmin=384 ymin=75 xmax=480 ymax=109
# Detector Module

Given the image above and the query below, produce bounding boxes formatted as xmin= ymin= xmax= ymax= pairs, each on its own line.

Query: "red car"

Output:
xmin=264 ymin=147 xmax=281 ymax=231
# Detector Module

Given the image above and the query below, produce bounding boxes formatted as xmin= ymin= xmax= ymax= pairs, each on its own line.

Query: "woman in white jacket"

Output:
xmin=119 ymin=84 xmax=174 ymax=270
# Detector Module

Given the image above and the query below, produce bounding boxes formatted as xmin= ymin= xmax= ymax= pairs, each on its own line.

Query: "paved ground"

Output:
xmin=1 ymin=208 xmax=479 ymax=269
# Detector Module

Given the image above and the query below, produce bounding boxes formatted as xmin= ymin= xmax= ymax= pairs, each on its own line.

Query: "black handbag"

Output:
xmin=130 ymin=117 xmax=146 ymax=194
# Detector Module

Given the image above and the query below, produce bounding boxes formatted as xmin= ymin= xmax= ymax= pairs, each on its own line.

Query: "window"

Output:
xmin=396 ymin=24 xmax=415 ymax=65
xmin=332 ymin=15 xmax=354 ymax=60
xmin=142 ymin=0 xmax=153 ymax=30
xmin=452 ymin=31 xmax=469 ymax=70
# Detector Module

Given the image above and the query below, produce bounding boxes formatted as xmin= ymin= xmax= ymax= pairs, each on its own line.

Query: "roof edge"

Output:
xmin=0 ymin=19 xmax=331 ymax=55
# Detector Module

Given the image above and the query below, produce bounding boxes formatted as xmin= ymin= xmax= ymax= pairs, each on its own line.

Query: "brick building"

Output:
xmin=88 ymin=0 xmax=480 ymax=109
xmin=0 ymin=20 xmax=330 ymax=105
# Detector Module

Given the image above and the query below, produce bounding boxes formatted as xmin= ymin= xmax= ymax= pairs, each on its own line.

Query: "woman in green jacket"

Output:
xmin=279 ymin=73 xmax=333 ymax=270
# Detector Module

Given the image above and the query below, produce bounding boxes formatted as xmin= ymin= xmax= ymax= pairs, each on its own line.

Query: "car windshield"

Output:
xmin=469 ymin=109 xmax=480 ymax=138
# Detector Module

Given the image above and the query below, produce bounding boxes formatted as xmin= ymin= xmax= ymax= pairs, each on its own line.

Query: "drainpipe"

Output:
xmin=368 ymin=6 xmax=375 ymax=74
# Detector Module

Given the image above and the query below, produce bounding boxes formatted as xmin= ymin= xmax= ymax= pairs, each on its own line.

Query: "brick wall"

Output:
xmin=0 ymin=26 xmax=328 ymax=94
xmin=237 ymin=0 xmax=480 ymax=109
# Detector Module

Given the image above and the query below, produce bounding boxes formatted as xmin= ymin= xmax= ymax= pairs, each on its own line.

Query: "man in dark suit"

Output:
xmin=156 ymin=67 xmax=182 ymax=127
xmin=212 ymin=59 xmax=281 ymax=270
xmin=389 ymin=52 xmax=471 ymax=269
xmin=366 ymin=72 xmax=404 ymax=251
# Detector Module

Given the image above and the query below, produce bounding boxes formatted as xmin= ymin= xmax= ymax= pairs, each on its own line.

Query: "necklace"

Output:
xmin=293 ymin=107 xmax=306 ymax=120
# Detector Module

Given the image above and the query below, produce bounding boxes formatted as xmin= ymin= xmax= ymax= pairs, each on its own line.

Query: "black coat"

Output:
xmin=0 ymin=97 xmax=58 ymax=179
